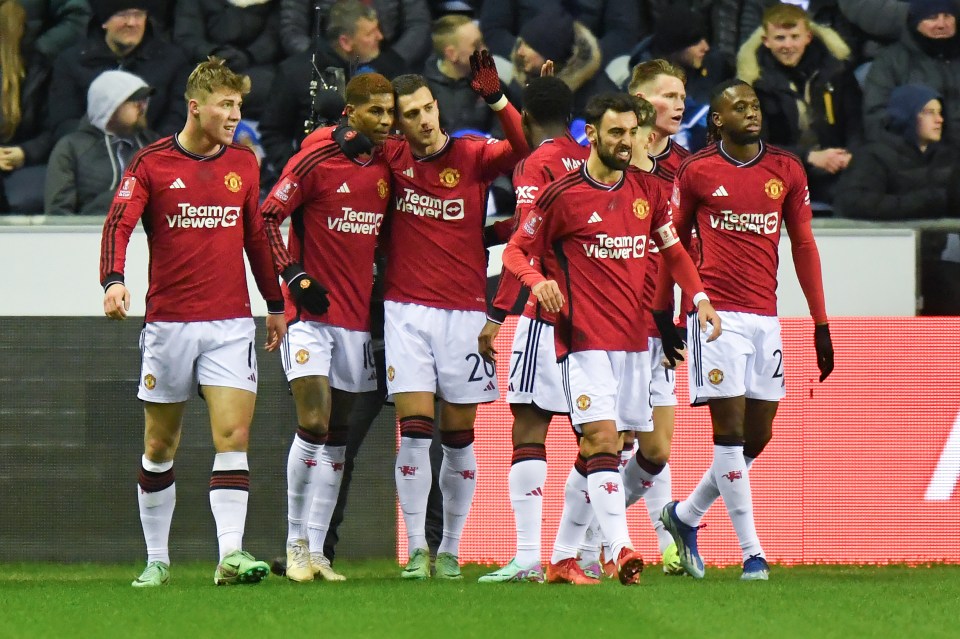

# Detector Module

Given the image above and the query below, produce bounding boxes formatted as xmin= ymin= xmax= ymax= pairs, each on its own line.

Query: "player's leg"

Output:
xmin=582 ymin=430 xmax=633 ymax=579
xmin=478 ymin=402 xmax=551 ymax=583
xmin=132 ymin=401 xmax=185 ymax=587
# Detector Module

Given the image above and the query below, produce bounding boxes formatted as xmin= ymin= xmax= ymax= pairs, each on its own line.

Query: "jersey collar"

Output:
xmin=413 ymin=132 xmax=452 ymax=162
xmin=580 ymin=163 xmax=624 ymax=191
xmin=172 ymin=134 xmax=227 ymax=161
xmin=718 ymin=140 xmax=766 ymax=168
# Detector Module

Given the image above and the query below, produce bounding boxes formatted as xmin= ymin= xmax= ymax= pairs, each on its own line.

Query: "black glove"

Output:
xmin=653 ymin=310 xmax=685 ymax=367
xmin=814 ymin=323 xmax=834 ymax=382
xmin=213 ymin=46 xmax=250 ymax=72
xmin=283 ymin=264 xmax=330 ymax=315
xmin=332 ymin=124 xmax=374 ymax=160
xmin=469 ymin=49 xmax=504 ymax=105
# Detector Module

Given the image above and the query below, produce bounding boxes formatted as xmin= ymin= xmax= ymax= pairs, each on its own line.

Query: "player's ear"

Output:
xmin=710 ymin=110 xmax=722 ymax=129
xmin=584 ymin=122 xmax=597 ymax=145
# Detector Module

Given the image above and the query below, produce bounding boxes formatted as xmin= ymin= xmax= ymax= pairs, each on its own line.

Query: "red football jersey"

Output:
xmin=381 ymin=133 xmax=521 ymax=311
xmin=650 ymin=138 xmax=691 ymax=182
xmin=100 ymin=136 xmax=282 ymax=322
xmin=508 ymin=165 xmax=680 ymax=358
xmin=635 ymin=164 xmax=675 ymax=338
xmin=674 ymin=141 xmax=812 ymax=316
xmin=490 ymin=134 xmax=589 ymax=324
xmin=261 ymin=140 xmax=391 ymax=330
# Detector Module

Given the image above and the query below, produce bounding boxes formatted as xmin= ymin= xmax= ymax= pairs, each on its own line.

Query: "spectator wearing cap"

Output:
xmin=862 ymin=0 xmax=960 ymax=143
xmin=627 ymin=4 xmax=734 ymax=150
xmin=835 ymin=83 xmax=960 ymax=314
xmin=737 ymin=3 xmax=862 ymax=205
xmin=507 ymin=6 xmax=617 ymax=118
xmin=480 ymin=0 xmax=641 ymax=87
xmin=44 ymin=69 xmax=159 ymax=214
xmin=173 ymin=0 xmax=283 ymax=120
xmin=46 ymin=0 xmax=191 ymax=141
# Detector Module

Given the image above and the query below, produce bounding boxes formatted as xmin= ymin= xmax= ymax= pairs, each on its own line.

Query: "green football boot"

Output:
xmin=131 ymin=561 xmax=170 ymax=588
xmin=214 ymin=550 xmax=270 ymax=585
xmin=401 ymin=547 xmax=430 ymax=580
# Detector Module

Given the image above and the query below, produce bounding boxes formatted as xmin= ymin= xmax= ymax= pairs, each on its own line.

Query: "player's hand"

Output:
xmin=332 ymin=124 xmax=374 ymax=160
xmin=531 ymin=280 xmax=563 ymax=314
xmin=264 ymin=313 xmax=286 ymax=352
xmin=469 ymin=49 xmax=504 ymax=105
xmin=697 ymin=300 xmax=722 ymax=342
xmin=283 ymin=264 xmax=330 ymax=316
xmin=540 ymin=60 xmax=554 ymax=77
xmin=652 ymin=309 xmax=685 ymax=367
xmin=478 ymin=320 xmax=501 ymax=364
xmin=103 ymin=283 xmax=130 ymax=320
xmin=814 ymin=323 xmax=834 ymax=382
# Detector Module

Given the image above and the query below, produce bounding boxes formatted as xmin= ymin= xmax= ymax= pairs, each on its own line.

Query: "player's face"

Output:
xmin=194 ymin=88 xmax=243 ymax=147
xmin=632 ymin=124 xmax=655 ymax=156
xmin=397 ymin=87 xmax=441 ymax=149
xmin=103 ymin=9 xmax=147 ymax=54
xmin=346 ymin=17 xmax=383 ymax=63
xmin=638 ymin=74 xmax=686 ymax=136
xmin=917 ymin=98 xmax=944 ymax=145
xmin=516 ymin=40 xmax=546 ymax=76
xmin=588 ymin=109 xmax=637 ymax=171
xmin=347 ymin=93 xmax=395 ymax=146
xmin=762 ymin=23 xmax=813 ymax=68
xmin=917 ymin=12 xmax=957 ymax=39
xmin=678 ymin=39 xmax=710 ymax=70
xmin=714 ymin=85 xmax=762 ymax=145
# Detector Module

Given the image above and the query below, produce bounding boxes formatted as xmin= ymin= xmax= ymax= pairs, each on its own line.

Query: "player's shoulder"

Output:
xmin=128 ymin=136 xmax=175 ymax=172
xmin=537 ymin=166 xmax=584 ymax=210
xmin=762 ymin=143 xmax=805 ymax=174
xmin=671 ymin=140 xmax=693 ymax=160
xmin=676 ymin=143 xmax=721 ymax=180
xmin=284 ymin=139 xmax=342 ymax=176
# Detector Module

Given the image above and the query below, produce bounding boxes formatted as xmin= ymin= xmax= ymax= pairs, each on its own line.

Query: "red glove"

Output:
xmin=469 ymin=49 xmax=504 ymax=105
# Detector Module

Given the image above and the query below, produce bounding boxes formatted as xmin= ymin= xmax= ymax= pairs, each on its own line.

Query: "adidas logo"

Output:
xmin=526 ymin=487 xmax=543 ymax=497
xmin=169 ymin=178 xmax=186 ymax=189
xmin=483 ymin=380 xmax=496 ymax=392
xmin=587 ymin=211 xmax=603 ymax=223
xmin=402 ymin=167 xmax=414 ymax=178
xmin=712 ymin=185 xmax=729 ymax=197
xmin=247 ymin=373 xmax=256 ymax=382
xmin=337 ymin=182 xmax=351 ymax=193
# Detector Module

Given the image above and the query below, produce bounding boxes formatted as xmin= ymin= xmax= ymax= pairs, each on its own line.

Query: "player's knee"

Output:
xmin=581 ymin=429 xmax=619 ymax=453
xmin=298 ymin=411 xmax=329 ymax=436
xmin=641 ymin=442 xmax=670 ymax=466
xmin=215 ymin=423 xmax=250 ymax=451
xmin=144 ymin=435 xmax=176 ymax=460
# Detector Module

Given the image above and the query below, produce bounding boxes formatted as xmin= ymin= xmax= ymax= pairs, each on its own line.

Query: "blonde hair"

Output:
xmin=431 ymin=14 xmax=472 ymax=57
xmin=762 ymin=3 xmax=812 ymax=30
xmin=184 ymin=56 xmax=250 ymax=104
xmin=0 ymin=0 xmax=26 ymax=141
xmin=627 ymin=59 xmax=686 ymax=96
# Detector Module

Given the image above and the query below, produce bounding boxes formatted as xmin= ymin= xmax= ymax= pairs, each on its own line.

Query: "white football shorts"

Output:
xmin=506 ymin=316 xmax=568 ymax=414
xmin=561 ymin=349 xmax=652 ymax=433
xmin=384 ymin=301 xmax=499 ymax=404
xmin=138 ymin=318 xmax=257 ymax=403
xmin=687 ymin=310 xmax=786 ymax=405
xmin=281 ymin=320 xmax=377 ymax=393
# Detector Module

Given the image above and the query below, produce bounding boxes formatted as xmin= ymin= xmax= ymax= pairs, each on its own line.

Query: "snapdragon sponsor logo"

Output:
xmin=583 ymin=233 xmax=648 ymax=259
xmin=167 ymin=204 xmax=240 ymax=228
xmin=395 ymin=188 xmax=464 ymax=221
xmin=710 ymin=210 xmax=780 ymax=235
xmin=328 ymin=207 xmax=384 ymax=235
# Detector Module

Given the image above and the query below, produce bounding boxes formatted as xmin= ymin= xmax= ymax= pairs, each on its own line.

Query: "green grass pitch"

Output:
xmin=2 ymin=561 xmax=958 ymax=638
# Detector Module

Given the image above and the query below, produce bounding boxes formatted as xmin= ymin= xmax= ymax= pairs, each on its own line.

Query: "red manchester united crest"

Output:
xmin=576 ymin=394 xmax=591 ymax=410
xmin=764 ymin=178 xmax=784 ymax=199
xmin=143 ymin=374 xmax=156 ymax=390
xmin=708 ymin=368 xmax=724 ymax=385
xmin=633 ymin=198 xmax=649 ymax=219
xmin=224 ymin=171 xmax=242 ymax=193
xmin=439 ymin=167 xmax=460 ymax=188
xmin=295 ymin=349 xmax=310 ymax=364
xmin=377 ymin=178 xmax=389 ymax=199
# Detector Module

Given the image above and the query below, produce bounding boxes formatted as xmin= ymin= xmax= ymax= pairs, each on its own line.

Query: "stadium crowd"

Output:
xmin=6 ymin=0 xmax=949 ymax=585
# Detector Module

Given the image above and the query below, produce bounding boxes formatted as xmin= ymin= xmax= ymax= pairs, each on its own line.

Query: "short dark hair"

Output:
xmin=522 ymin=76 xmax=572 ymax=127
xmin=392 ymin=73 xmax=430 ymax=99
xmin=345 ymin=73 xmax=393 ymax=107
xmin=583 ymin=92 xmax=643 ymax=128
xmin=707 ymin=79 xmax=755 ymax=142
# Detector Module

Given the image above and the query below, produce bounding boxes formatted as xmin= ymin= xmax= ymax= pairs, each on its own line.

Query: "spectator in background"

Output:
xmin=628 ymin=4 xmax=734 ymax=151
xmin=738 ymin=3 xmax=862 ymax=206
xmin=740 ymin=0 xmax=870 ymax=67
xmin=508 ymin=6 xmax=617 ymax=118
xmin=0 ymin=0 xmax=90 ymax=213
xmin=862 ymin=0 xmax=960 ymax=143
xmin=481 ymin=0 xmax=641 ymax=87
xmin=644 ymin=0 xmax=743 ymax=69
xmin=47 ymin=0 xmax=191 ymax=139
xmin=45 ymin=70 xmax=159 ymax=215
xmin=423 ymin=14 xmax=496 ymax=135
xmin=279 ymin=0 xmax=431 ymax=73
xmin=834 ymin=84 xmax=960 ymax=314
xmin=259 ymin=0 xmax=402 ymax=180
xmin=173 ymin=0 xmax=282 ymax=120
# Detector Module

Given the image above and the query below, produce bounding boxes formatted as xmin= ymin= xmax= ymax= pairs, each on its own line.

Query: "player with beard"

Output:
xmin=260 ymin=73 xmax=395 ymax=583
xmin=475 ymin=76 xmax=589 ymax=584
xmin=503 ymin=92 xmax=721 ymax=586
xmin=382 ymin=52 xmax=530 ymax=580
xmin=655 ymin=80 xmax=834 ymax=581
xmin=101 ymin=58 xmax=286 ymax=588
